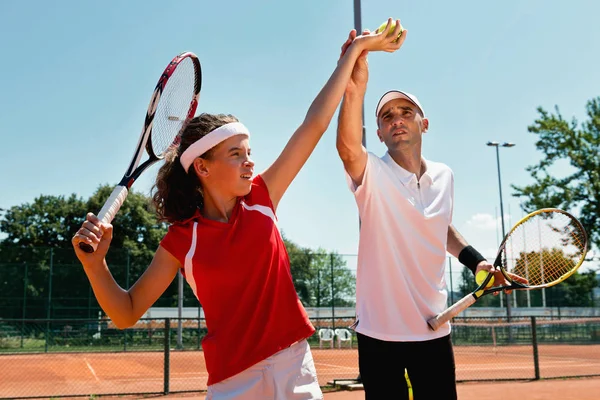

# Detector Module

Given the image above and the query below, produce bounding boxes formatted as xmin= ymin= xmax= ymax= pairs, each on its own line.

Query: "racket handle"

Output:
xmin=78 ymin=185 xmax=129 ymax=254
xmin=427 ymin=294 xmax=477 ymax=331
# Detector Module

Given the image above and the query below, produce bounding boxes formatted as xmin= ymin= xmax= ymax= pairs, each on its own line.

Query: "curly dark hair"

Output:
xmin=151 ymin=113 xmax=239 ymax=223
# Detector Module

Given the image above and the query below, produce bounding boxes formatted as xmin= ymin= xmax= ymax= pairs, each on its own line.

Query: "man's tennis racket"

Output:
xmin=428 ymin=208 xmax=588 ymax=331
xmin=78 ymin=51 xmax=202 ymax=253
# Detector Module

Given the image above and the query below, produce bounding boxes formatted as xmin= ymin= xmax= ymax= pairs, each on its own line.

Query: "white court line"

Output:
xmin=98 ymin=375 xmax=206 ymax=383
xmin=461 ymin=352 xmax=600 ymax=363
xmin=459 ymin=362 xmax=599 ymax=372
xmin=84 ymin=358 xmax=100 ymax=382
xmin=313 ymin=362 xmax=357 ymax=370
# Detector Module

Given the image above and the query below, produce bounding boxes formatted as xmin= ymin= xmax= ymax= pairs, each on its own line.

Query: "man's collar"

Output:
xmin=382 ymin=152 xmax=433 ymax=185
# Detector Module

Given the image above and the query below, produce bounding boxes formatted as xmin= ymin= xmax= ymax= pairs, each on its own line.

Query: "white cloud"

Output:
xmin=481 ymin=247 xmax=500 ymax=260
xmin=466 ymin=213 xmax=500 ymax=230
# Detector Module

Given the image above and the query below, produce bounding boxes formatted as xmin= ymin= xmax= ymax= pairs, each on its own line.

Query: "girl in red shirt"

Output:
xmin=72 ymin=21 xmax=405 ymax=399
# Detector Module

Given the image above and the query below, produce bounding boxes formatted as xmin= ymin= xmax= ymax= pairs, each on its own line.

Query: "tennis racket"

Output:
xmin=428 ymin=208 xmax=588 ymax=331
xmin=78 ymin=51 xmax=202 ymax=253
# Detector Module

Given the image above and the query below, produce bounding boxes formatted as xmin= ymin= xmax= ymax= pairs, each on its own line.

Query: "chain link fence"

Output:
xmin=1 ymin=246 xmax=600 ymax=398
xmin=0 ymin=247 xmax=360 ymax=321
xmin=3 ymin=246 xmax=597 ymax=323
xmin=1 ymin=316 xmax=600 ymax=398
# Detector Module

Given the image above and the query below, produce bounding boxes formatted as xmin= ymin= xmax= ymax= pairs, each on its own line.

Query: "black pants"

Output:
xmin=357 ymin=332 xmax=457 ymax=400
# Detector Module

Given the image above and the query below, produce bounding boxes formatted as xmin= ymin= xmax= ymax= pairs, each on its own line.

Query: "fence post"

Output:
xmin=330 ymin=253 xmax=335 ymax=330
xmin=531 ymin=316 xmax=540 ymax=380
xmin=88 ymin=286 xmax=92 ymax=319
xmin=21 ymin=262 xmax=28 ymax=348
xmin=177 ymin=270 xmax=183 ymax=350
xmin=44 ymin=248 xmax=54 ymax=353
xmin=124 ymin=249 xmax=130 ymax=352
xmin=448 ymin=257 xmax=454 ymax=305
xmin=164 ymin=318 xmax=171 ymax=394
xmin=317 ymin=266 xmax=321 ymax=310
xmin=126 ymin=248 xmax=131 ymax=288
xmin=197 ymin=306 xmax=202 ymax=350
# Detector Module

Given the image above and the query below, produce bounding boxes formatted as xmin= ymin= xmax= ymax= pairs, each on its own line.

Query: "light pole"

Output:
xmin=486 ymin=141 xmax=515 ymax=321
xmin=353 ymin=0 xmax=366 ymax=149
xmin=353 ymin=0 xmax=363 ymax=383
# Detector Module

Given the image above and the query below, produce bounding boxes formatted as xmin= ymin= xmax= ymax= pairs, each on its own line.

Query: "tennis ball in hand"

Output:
xmin=375 ymin=20 xmax=404 ymax=42
xmin=476 ymin=270 xmax=495 ymax=288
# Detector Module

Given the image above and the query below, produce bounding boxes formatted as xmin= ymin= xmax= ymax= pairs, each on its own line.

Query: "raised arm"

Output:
xmin=336 ymin=30 xmax=370 ymax=187
xmin=261 ymin=20 xmax=404 ymax=210
xmin=337 ymin=25 xmax=407 ymax=187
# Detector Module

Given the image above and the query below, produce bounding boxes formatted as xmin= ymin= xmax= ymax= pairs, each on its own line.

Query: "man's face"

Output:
xmin=376 ymin=98 xmax=428 ymax=149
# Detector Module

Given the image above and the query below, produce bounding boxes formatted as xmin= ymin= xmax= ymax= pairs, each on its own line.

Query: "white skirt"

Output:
xmin=206 ymin=339 xmax=323 ymax=400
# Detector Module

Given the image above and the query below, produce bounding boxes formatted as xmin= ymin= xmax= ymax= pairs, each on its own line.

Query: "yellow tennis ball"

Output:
xmin=375 ymin=20 xmax=404 ymax=42
xmin=476 ymin=270 xmax=495 ymax=288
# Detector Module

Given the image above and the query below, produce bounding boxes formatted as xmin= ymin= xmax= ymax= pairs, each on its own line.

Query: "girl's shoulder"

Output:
xmin=245 ymin=174 xmax=274 ymax=210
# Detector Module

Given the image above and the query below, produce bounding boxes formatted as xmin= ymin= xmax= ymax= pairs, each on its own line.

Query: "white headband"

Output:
xmin=180 ymin=122 xmax=250 ymax=172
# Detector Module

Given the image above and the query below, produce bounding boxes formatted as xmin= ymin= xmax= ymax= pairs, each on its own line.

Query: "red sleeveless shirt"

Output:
xmin=160 ymin=175 xmax=314 ymax=385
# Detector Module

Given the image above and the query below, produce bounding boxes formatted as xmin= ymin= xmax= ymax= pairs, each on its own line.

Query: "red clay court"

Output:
xmin=2 ymin=344 xmax=600 ymax=399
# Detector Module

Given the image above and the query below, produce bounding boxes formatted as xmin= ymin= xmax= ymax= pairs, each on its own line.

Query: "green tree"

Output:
xmin=283 ymin=235 xmax=355 ymax=307
xmin=512 ymin=97 xmax=600 ymax=252
xmin=1 ymin=186 xmax=168 ymax=253
xmin=86 ymin=185 xmax=168 ymax=262
xmin=1 ymin=190 xmax=355 ymax=319
xmin=284 ymin=236 xmax=314 ymax=306
xmin=0 ymin=194 xmax=87 ymax=247
xmin=546 ymin=270 xmax=597 ymax=307
xmin=0 ymin=186 xmax=172 ymax=319
xmin=1 ymin=194 xmax=89 ymax=318
xmin=512 ymin=248 xmax=577 ymax=286
xmin=306 ymin=250 xmax=355 ymax=307
xmin=509 ymin=248 xmax=597 ymax=307
xmin=458 ymin=267 xmax=477 ymax=298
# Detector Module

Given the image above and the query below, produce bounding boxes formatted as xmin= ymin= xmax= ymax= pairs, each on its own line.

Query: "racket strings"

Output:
xmin=152 ymin=57 xmax=199 ymax=156
xmin=501 ymin=211 xmax=587 ymax=287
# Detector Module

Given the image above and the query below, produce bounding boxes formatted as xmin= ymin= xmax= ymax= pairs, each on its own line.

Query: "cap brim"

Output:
xmin=375 ymin=90 xmax=425 ymax=118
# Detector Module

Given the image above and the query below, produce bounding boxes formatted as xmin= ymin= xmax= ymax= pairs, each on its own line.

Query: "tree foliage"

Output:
xmin=456 ymin=247 xmax=598 ymax=307
xmin=283 ymin=235 xmax=355 ymax=307
xmin=0 ymin=188 xmax=356 ymax=320
xmin=512 ymin=97 xmax=600 ymax=253
xmin=0 ymin=185 xmax=170 ymax=319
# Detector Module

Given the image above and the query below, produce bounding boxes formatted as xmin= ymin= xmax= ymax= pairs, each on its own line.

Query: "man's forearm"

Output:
xmin=336 ymin=86 xmax=367 ymax=159
xmin=447 ymin=225 xmax=468 ymax=258
xmin=447 ymin=225 xmax=487 ymax=274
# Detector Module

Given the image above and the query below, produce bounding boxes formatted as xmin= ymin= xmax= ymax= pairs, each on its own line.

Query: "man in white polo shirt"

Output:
xmin=334 ymin=29 xmax=519 ymax=399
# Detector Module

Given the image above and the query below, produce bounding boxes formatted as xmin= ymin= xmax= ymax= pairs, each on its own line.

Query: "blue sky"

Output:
xmin=1 ymin=0 xmax=598 ymax=277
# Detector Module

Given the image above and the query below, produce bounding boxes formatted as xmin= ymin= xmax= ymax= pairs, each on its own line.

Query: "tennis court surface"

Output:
xmin=2 ymin=317 xmax=600 ymax=399
xmin=2 ymin=344 xmax=600 ymax=398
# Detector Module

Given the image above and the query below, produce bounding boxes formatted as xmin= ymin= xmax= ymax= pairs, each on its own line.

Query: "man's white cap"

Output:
xmin=375 ymin=90 xmax=425 ymax=118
